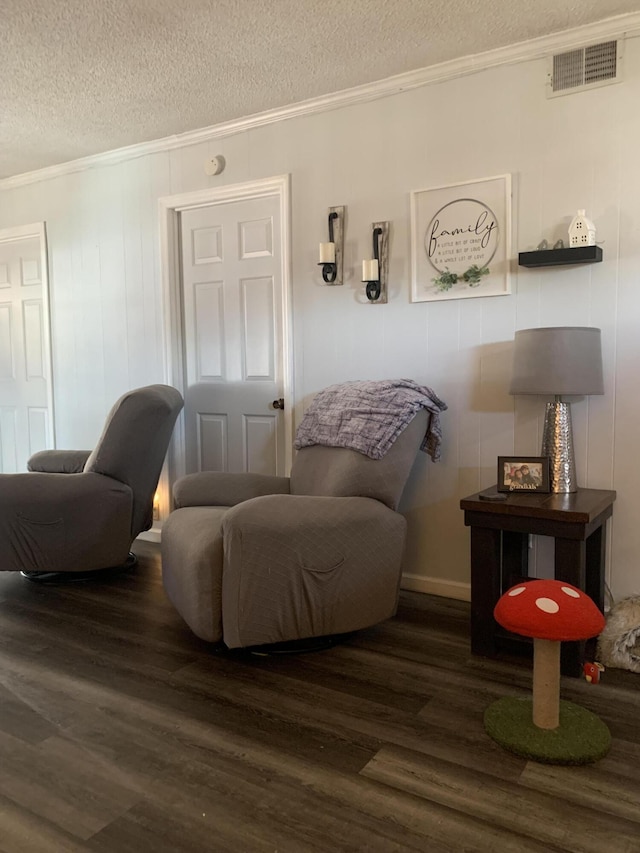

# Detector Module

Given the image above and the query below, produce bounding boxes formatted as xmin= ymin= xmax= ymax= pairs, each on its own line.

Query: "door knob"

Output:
xmin=272 ymin=398 xmax=285 ymax=410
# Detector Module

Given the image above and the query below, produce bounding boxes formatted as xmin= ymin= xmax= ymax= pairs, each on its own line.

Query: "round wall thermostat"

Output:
xmin=205 ymin=155 xmax=226 ymax=176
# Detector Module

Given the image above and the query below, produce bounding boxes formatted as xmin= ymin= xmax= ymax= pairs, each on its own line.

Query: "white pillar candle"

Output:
xmin=319 ymin=242 xmax=336 ymax=263
xmin=362 ymin=259 xmax=379 ymax=281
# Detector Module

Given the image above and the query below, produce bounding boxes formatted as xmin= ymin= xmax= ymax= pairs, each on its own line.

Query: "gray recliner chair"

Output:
xmin=0 ymin=384 xmax=183 ymax=578
xmin=161 ymin=409 xmax=427 ymax=648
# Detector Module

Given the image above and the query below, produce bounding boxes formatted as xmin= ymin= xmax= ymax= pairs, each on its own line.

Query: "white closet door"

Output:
xmin=180 ymin=196 xmax=285 ymax=475
xmin=0 ymin=228 xmax=52 ymax=472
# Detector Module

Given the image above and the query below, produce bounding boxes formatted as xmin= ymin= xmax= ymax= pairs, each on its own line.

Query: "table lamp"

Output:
xmin=509 ymin=327 xmax=604 ymax=493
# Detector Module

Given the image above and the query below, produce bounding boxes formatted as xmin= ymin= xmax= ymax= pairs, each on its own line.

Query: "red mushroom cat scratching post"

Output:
xmin=484 ymin=579 xmax=611 ymax=764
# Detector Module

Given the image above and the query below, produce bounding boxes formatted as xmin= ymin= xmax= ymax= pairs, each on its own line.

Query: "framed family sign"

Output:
xmin=410 ymin=174 xmax=511 ymax=302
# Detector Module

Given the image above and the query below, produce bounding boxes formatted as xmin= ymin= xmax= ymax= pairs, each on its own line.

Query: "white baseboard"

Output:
xmin=401 ymin=573 xmax=471 ymax=602
xmin=130 ymin=535 xmax=470 ymax=603
xmin=137 ymin=528 xmax=162 ymax=544
xmin=132 ymin=535 xmax=469 ymax=602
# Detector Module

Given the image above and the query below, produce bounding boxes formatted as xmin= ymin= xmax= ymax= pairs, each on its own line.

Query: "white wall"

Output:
xmin=2 ymin=32 xmax=640 ymax=601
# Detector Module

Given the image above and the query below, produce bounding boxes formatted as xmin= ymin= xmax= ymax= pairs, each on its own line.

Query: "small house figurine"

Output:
xmin=569 ymin=210 xmax=596 ymax=247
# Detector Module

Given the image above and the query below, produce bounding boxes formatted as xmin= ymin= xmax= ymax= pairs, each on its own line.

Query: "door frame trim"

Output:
xmin=0 ymin=221 xmax=55 ymax=452
xmin=158 ymin=175 xmax=294 ymax=500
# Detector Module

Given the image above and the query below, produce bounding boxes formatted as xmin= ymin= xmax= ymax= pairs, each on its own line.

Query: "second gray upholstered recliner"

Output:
xmin=0 ymin=384 xmax=183 ymax=577
xmin=161 ymin=410 xmax=427 ymax=648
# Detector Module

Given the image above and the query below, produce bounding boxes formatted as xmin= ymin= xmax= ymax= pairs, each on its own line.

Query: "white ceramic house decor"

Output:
xmin=569 ymin=210 xmax=596 ymax=247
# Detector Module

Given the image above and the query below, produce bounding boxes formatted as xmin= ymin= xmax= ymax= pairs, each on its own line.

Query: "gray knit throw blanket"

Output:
xmin=294 ymin=379 xmax=448 ymax=461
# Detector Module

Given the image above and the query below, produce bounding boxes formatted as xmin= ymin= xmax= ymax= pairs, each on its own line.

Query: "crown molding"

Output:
xmin=2 ymin=12 xmax=640 ymax=191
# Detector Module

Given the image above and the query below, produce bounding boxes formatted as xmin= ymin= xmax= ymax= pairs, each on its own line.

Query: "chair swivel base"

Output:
xmin=245 ymin=633 xmax=351 ymax=656
xmin=20 ymin=552 xmax=138 ymax=583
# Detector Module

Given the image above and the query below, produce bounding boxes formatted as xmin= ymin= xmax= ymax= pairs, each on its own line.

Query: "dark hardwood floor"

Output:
xmin=0 ymin=542 xmax=639 ymax=852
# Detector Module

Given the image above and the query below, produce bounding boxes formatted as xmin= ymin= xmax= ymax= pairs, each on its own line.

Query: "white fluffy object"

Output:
xmin=597 ymin=596 xmax=640 ymax=673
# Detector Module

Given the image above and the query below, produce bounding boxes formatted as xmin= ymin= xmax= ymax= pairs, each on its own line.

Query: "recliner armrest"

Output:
xmin=173 ymin=471 xmax=290 ymax=508
xmin=27 ymin=450 xmax=92 ymax=474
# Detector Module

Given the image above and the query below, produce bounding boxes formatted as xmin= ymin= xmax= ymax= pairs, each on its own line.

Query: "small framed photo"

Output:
xmin=497 ymin=457 xmax=550 ymax=493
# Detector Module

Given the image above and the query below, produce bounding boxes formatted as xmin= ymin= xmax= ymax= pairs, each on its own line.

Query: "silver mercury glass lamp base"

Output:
xmin=540 ymin=398 xmax=577 ymax=493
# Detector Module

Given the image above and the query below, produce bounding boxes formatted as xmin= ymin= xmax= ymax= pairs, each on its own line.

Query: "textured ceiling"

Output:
xmin=2 ymin=0 xmax=640 ymax=179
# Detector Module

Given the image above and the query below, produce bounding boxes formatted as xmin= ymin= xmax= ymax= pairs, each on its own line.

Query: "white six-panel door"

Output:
xmin=179 ymin=195 xmax=285 ymax=475
xmin=0 ymin=225 xmax=53 ymax=472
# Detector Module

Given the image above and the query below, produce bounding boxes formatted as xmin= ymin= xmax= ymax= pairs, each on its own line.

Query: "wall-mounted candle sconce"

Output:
xmin=318 ymin=206 xmax=345 ymax=285
xmin=362 ymin=221 xmax=389 ymax=303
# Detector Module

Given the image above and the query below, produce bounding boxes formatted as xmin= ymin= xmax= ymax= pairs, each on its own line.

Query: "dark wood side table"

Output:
xmin=460 ymin=488 xmax=616 ymax=677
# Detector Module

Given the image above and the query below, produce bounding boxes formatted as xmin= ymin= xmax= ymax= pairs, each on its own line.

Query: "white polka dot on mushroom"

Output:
xmin=508 ymin=587 xmax=526 ymax=596
xmin=561 ymin=586 xmax=580 ymax=598
xmin=535 ymin=597 xmax=559 ymax=614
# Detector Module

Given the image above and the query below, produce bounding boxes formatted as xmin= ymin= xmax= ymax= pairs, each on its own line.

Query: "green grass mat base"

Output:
xmin=484 ymin=697 xmax=611 ymax=765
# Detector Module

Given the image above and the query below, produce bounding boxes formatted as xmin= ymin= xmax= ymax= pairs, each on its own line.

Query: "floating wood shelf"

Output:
xmin=518 ymin=246 xmax=603 ymax=268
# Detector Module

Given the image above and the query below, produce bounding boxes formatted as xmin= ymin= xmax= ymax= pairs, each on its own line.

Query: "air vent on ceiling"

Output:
xmin=547 ymin=40 xmax=623 ymax=97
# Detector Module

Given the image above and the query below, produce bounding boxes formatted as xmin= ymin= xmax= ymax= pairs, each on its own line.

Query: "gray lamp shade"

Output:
xmin=509 ymin=326 xmax=604 ymax=396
